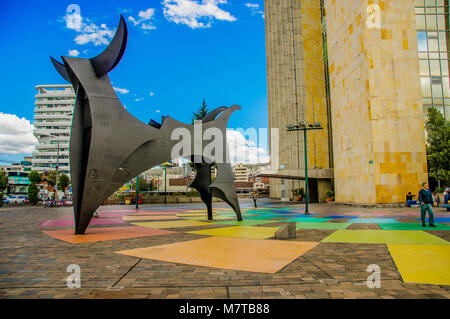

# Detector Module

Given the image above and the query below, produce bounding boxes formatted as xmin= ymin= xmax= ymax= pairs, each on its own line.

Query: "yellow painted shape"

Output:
xmin=388 ymin=244 xmax=450 ymax=286
xmin=131 ymin=220 xmax=211 ymax=229
xmin=176 ymin=213 xmax=212 ymax=217
xmin=187 ymin=226 xmax=279 ymax=240
xmin=123 ymin=215 xmax=179 ymax=221
xmin=322 ymin=230 xmax=449 ymax=245
xmin=116 ymin=237 xmax=319 ymax=273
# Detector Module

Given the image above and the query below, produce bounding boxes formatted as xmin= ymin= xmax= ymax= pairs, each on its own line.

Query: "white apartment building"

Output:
xmin=32 ymin=84 xmax=75 ymax=176
xmin=233 ymin=163 xmax=249 ymax=182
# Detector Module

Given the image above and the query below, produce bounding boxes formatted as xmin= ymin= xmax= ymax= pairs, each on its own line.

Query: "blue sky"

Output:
xmin=0 ymin=0 xmax=268 ymax=164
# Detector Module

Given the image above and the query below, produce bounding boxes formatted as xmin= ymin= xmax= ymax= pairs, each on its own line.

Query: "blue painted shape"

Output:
xmin=349 ymin=218 xmax=400 ymax=224
xmin=416 ymin=217 xmax=450 ymax=223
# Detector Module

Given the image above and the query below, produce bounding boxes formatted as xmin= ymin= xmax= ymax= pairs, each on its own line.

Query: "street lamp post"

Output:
xmin=287 ymin=121 xmax=323 ymax=215
xmin=135 ymin=175 xmax=139 ymax=209
xmin=164 ymin=165 xmax=167 ymax=204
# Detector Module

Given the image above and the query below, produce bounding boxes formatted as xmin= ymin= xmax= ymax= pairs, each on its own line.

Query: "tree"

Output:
xmin=27 ymin=183 xmax=39 ymax=205
xmin=425 ymin=108 xmax=450 ymax=186
xmin=28 ymin=170 xmax=42 ymax=184
xmin=27 ymin=170 xmax=42 ymax=205
xmin=46 ymin=171 xmax=57 ymax=187
xmin=191 ymin=98 xmax=210 ymax=124
xmin=57 ymin=174 xmax=70 ymax=191
xmin=190 ymin=98 xmax=211 ymax=171
xmin=0 ymin=171 xmax=8 ymax=207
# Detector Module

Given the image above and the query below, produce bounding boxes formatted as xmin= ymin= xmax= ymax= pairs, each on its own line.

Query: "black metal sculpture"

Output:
xmin=51 ymin=15 xmax=242 ymax=234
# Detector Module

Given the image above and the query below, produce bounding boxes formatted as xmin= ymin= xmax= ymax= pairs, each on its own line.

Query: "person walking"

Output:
xmin=418 ymin=182 xmax=436 ymax=227
xmin=252 ymin=192 xmax=257 ymax=208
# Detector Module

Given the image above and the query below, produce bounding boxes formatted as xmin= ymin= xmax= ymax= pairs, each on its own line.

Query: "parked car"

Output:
xmin=7 ymin=195 xmax=26 ymax=204
xmin=2 ymin=196 xmax=10 ymax=204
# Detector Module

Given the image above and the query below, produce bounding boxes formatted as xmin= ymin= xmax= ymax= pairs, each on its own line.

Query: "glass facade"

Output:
xmin=415 ymin=0 xmax=450 ymax=120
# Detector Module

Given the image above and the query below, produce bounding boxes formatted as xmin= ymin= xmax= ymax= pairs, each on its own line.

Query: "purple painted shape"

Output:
xmin=60 ymin=213 xmax=130 ymax=219
xmin=99 ymin=208 xmax=187 ymax=213
xmin=39 ymin=218 xmax=126 ymax=228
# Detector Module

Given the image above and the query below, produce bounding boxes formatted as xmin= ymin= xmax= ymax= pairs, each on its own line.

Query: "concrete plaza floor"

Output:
xmin=1 ymin=199 xmax=449 ymax=299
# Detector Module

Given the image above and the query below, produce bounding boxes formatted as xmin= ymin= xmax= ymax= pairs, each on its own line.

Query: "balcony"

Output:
xmin=32 ymin=150 xmax=69 ymax=156
xmin=34 ymin=121 xmax=71 ymax=127
xmin=34 ymin=107 xmax=74 ymax=113
xmin=32 ymin=158 xmax=69 ymax=164
xmin=34 ymin=114 xmax=72 ymax=120
xmin=33 ymin=129 xmax=70 ymax=137
xmin=36 ymin=143 xmax=69 ymax=150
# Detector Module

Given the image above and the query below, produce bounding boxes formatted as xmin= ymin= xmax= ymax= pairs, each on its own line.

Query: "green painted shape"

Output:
xmin=321 ymin=230 xmax=450 ymax=245
xmin=295 ymin=222 xmax=350 ymax=230
xmin=280 ymin=217 xmax=332 ymax=223
xmin=215 ymin=219 xmax=281 ymax=226
xmin=245 ymin=210 xmax=276 ymax=214
xmin=380 ymin=223 xmax=450 ymax=230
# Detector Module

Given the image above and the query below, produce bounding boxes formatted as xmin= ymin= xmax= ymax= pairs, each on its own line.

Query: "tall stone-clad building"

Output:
xmin=264 ymin=0 xmax=449 ymax=205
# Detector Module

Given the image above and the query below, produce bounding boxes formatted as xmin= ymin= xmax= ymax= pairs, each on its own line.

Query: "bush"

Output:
xmin=326 ymin=190 xmax=334 ymax=198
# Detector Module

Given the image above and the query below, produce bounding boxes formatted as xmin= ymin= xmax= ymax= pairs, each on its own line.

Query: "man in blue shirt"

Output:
xmin=418 ymin=182 xmax=436 ymax=227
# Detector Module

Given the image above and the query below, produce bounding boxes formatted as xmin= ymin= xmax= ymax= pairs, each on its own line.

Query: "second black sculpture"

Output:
xmin=51 ymin=15 xmax=242 ymax=234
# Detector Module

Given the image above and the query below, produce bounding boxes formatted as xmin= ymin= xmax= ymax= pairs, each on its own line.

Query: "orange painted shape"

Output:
xmin=116 ymin=237 xmax=319 ymax=273
xmin=42 ymin=226 xmax=177 ymax=244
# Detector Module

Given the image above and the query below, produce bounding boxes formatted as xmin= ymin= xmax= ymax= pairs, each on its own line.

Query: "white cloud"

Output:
xmin=128 ymin=8 xmax=157 ymax=30
xmin=135 ymin=98 xmax=144 ymax=102
xmin=0 ymin=113 xmax=37 ymax=154
xmin=149 ymin=91 xmax=155 ymax=96
xmin=226 ymin=129 xmax=269 ymax=165
xmin=245 ymin=3 xmax=259 ymax=9
xmin=162 ymin=0 xmax=236 ymax=29
xmin=245 ymin=3 xmax=264 ymax=18
xmin=155 ymin=109 xmax=161 ymax=113
xmin=68 ymin=49 xmax=80 ymax=57
xmin=63 ymin=12 xmax=115 ymax=46
xmin=113 ymin=86 xmax=130 ymax=94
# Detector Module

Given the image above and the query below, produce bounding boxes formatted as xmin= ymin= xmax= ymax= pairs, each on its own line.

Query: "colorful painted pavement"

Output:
xmin=1 ymin=203 xmax=449 ymax=298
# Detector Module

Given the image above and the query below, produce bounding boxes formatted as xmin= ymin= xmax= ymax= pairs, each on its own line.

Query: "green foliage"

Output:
xmin=0 ymin=171 xmax=7 ymax=207
xmin=27 ymin=183 xmax=39 ymax=205
xmin=299 ymin=188 xmax=305 ymax=197
xmin=131 ymin=179 xmax=155 ymax=191
xmin=0 ymin=171 xmax=7 ymax=193
xmin=326 ymin=190 xmax=334 ymax=198
xmin=425 ymin=108 xmax=450 ymax=185
xmin=27 ymin=170 xmax=42 ymax=184
xmin=292 ymin=188 xmax=304 ymax=197
xmin=57 ymin=174 xmax=70 ymax=191
xmin=191 ymin=98 xmax=210 ymax=124
xmin=46 ymin=171 xmax=57 ymax=187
